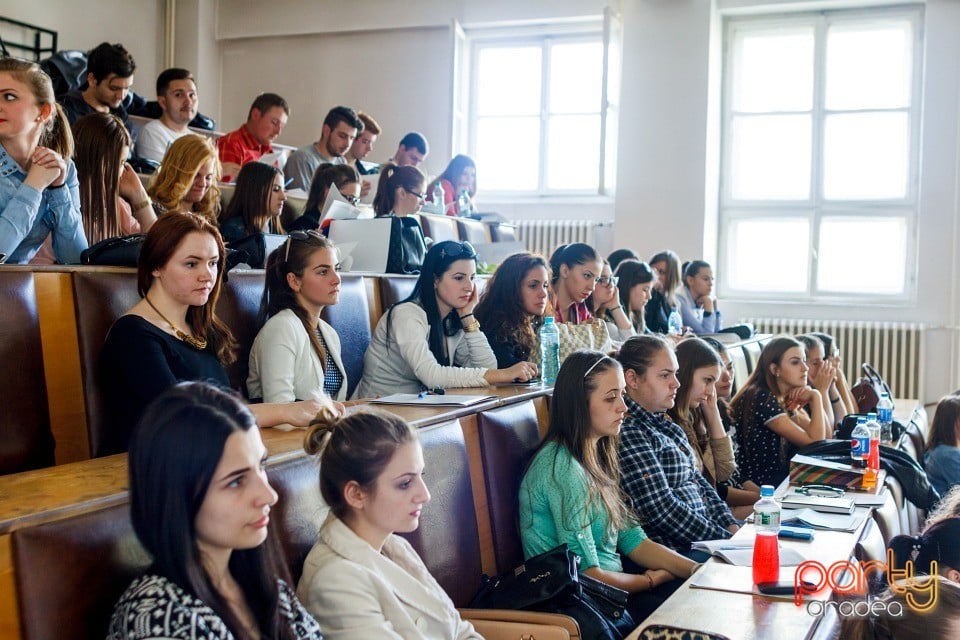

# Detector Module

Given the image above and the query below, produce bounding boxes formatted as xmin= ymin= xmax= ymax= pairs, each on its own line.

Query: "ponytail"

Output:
xmin=42 ymin=103 xmax=74 ymax=158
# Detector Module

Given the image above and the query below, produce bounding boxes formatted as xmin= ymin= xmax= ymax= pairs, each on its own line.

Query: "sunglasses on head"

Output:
xmin=438 ymin=241 xmax=477 ymax=261
xmin=284 ymin=229 xmax=324 ymax=262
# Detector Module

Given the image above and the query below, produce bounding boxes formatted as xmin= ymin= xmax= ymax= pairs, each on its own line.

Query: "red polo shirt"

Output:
xmin=216 ymin=124 xmax=273 ymax=178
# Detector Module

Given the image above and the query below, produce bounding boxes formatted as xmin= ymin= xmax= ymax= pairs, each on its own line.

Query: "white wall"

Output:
xmin=0 ymin=0 xmax=166 ymax=100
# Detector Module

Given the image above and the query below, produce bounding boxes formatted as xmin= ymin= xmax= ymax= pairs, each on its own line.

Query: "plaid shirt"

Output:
xmin=618 ymin=395 xmax=739 ymax=550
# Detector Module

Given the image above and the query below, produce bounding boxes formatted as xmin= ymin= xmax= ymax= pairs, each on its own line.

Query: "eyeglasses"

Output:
xmin=284 ymin=229 xmax=324 ymax=262
xmin=438 ymin=241 xmax=477 ymax=261
xmin=584 ymin=355 xmax=612 ymax=378
xmin=343 ymin=194 xmax=361 ymax=206
xmin=403 ymin=187 xmax=427 ymax=200
xmin=596 ymin=276 xmax=619 ymax=287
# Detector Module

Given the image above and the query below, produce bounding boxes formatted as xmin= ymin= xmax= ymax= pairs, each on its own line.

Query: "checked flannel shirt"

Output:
xmin=618 ymin=395 xmax=739 ymax=550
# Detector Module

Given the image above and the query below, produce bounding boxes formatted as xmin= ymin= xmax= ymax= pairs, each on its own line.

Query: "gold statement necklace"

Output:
xmin=144 ymin=296 xmax=208 ymax=351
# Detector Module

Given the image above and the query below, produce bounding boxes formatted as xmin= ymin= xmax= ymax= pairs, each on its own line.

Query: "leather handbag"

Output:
xmin=226 ymin=233 xmax=287 ymax=269
xmin=556 ymin=321 xmax=613 ymax=362
xmin=637 ymin=624 xmax=732 ymax=640
xmin=469 ymin=544 xmax=634 ymax=640
xmin=385 ymin=216 xmax=426 ymax=274
xmin=80 ymin=234 xmax=145 ymax=266
xmin=851 ymin=363 xmax=891 ymax=413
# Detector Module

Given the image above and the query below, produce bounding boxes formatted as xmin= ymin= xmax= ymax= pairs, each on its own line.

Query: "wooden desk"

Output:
xmin=0 ymin=383 xmax=547 ymax=535
xmin=629 ymin=518 xmax=869 ymax=639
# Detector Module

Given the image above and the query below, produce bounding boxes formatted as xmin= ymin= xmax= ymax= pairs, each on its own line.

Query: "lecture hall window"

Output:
xmin=718 ymin=7 xmax=922 ymax=301
xmin=460 ymin=12 xmax=621 ymax=196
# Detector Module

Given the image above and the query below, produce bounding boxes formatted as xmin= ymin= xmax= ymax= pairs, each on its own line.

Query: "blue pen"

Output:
xmin=418 ymin=390 xmax=430 ymax=399
xmin=284 ymin=177 xmax=294 ymax=188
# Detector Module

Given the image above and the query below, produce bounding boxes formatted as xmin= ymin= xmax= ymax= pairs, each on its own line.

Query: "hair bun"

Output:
xmin=303 ymin=405 xmax=340 ymax=455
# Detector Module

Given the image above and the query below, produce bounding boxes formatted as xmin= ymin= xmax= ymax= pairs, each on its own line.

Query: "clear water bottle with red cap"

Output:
xmin=752 ymin=485 xmax=780 ymax=585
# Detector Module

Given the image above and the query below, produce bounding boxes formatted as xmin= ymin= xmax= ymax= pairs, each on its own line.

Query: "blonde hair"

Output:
xmin=148 ymin=134 xmax=221 ymax=224
xmin=0 ymin=58 xmax=73 ymax=157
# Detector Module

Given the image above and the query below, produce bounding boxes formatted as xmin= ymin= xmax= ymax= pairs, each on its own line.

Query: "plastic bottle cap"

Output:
xmin=760 ymin=485 xmax=774 ymax=497
xmin=543 ymin=317 xmax=554 ymax=325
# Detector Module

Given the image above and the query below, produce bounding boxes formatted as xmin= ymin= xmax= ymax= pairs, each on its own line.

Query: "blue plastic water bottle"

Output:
xmin=668 ymin=308 xmax=683 ymax=335
xmin=540 ymin=317 xmax=560 ymax=384
xmin=877 ymin=393 xmax=894 ymax=442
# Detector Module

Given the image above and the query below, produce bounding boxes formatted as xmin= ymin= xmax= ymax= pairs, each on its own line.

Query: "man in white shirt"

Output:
xmin=284 ymin=105 xmax=364 ymax=191
xmin=135 ymin=68 xmax=199 ymax=163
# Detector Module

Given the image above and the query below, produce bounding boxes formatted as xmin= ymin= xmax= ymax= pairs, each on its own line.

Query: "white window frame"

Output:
xmin=459 ymin=11 xmax=621 ymax=198
xmin=718 ymin=6 xmax=923 ymax=304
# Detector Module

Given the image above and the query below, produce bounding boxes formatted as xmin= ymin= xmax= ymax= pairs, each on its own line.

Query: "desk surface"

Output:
xmin=629 ymin=500 xmax=869 ymax=640
xmin=0 ymin=384 xmax=548 ymax=535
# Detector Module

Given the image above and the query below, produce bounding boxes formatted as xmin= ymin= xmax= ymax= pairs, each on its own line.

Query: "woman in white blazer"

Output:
xmin=248 ymin=231 xmax=348 ymax=402
xmin=297 ymin=408 xmax=481 ymax=640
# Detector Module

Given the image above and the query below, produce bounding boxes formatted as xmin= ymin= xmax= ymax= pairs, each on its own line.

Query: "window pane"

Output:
xmin=546 ymin=114 xmax=600 ymax=190
xmin=817 ymin=218 xmax=907 ymax=294
xmin=823 ymin=113 xmax=909 ymax=200
xmin=725 ymin=218 xmax=809 ymax=292
xmin=476 ymin=46 xmax=541 ymax=115
xmin=732 ymin=29 xmax=814 ymax=112
xmin=550 ymin=41 xmax=602 ymax=114
xmin=476 ymin=116 xmax=540 ymax=191
xmin=730 ymin=114 xmax=811 ymax=200
xmin=825 ymin=22 xmax=912 ymax=110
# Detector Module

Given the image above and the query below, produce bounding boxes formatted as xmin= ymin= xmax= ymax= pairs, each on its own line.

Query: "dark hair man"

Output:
xmin=135 ymin=68 xmax=198 ymax=163
xmin=284 ymin=105 xmax=364 ymax=191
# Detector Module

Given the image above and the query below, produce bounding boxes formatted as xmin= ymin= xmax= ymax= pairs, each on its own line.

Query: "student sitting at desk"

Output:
xmin=298 ymin=407 xmax=482 ymax=639
xmin=729 ymin=336 xmax=830 ymax=487
xmin=613 ymin=259 xmax=655 ymax=335
xmin=147 ymin=133 xmax=221 ymax=225
xmin=667 ymin=337 xmax=737 ymax=488
xmin=219 ymin=161 xmax=286 ymax=243
xmin=924 ymin=395 xmax=960 ymax=497
xmin=474 ymin=252 xmax=549 ymax=368
xmin=248 ymin=232 xmax=347 ymax=402
xmin=373 ymin=164 xmax=426 ymax=218
xmin=72 ymin=112 xmax=156 ymax=244
xmin=107 ymin=382 xmax=324 ymax=640
xmin=288 ymin=163 xmax=360 ymax=233
xmin=676 ymin=260 xmax=723 ymax=334
xmin=0 ymin=58 xmax=86 ymax=264
xmin=519 ymin=351 xmax=698 ymax=622
xmin=615 ymin=336 xmax=740 ymax=553
xmin=354 ymin=240 xmax=536 ymax=398
xmin=98 ymin=213 xmax=332 ymax=455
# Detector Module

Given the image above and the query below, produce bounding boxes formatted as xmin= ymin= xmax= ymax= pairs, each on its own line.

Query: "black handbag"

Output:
xmin=385 ymin=216 xmax=426 ymax=274
xmin=469 ymin=544 xmax=635 ymax=640
xmin=226 ymin=233 xmax=287 ymax=269
xmin=851 ymin=363 xmax=891 ymax=413
xmin=80 ymin=234 xmax=145 ymax=266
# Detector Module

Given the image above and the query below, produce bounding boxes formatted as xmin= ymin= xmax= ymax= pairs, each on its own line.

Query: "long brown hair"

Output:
xmin=649 ymin=250 xmax=681 ymax=309
xmin=259 ymin=232 xmax=337 ymax=370
xmin=927 ymin=395 xmax=960 ymax=453
xmin=137 ymin=213 xmax=236 ymax=364
xmin=72 ymin=112 xmax=130 ymax=243
xmin=0 ymin=58 xmax=73 ymax=157
xmin=148 ymin=134 xmax=221 ymax=224
xmin=475 ymin=252 xmax=548 ymax=362
xmin=531 ymin=350 xmax=632 ymax=531
xmin=220 ymin=161 xmax=285 ymax=235
xmin=668 ymin=337 xmax=723 ymax=446
xmin=729 ymin=336 xmax=802 ymax=440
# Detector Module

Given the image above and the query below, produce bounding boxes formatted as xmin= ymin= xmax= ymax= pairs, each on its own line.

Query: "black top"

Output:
xmin=645 ymin=288 xmax=672 ymax=334
xmin=98 ymin=315 xmax=230 ymax=456
xmin=59 ymin=90 xmax=137 ymax=145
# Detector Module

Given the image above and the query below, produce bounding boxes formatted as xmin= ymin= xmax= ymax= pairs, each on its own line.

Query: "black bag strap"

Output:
xmin=860 ymin=363 xmax=891 ymax=394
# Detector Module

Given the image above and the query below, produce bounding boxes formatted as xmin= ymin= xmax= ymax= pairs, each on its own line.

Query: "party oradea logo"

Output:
xmin=793 ymin=549 xmax=938 ymax=618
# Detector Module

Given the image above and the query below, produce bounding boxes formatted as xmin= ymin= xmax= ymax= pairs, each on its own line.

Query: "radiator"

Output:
xmin=513 ymin=220 xmax=601 ymax=258
xmin=742 ymin=318 xmax=925 ymax=400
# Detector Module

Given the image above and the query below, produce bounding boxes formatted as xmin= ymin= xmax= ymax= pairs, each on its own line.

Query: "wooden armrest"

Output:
xmin=458 ymin=608 xmax=580 ymax=640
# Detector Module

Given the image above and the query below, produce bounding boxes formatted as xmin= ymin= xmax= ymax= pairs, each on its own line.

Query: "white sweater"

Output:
xmin=353 ymin=302 xmax=497 ymax=399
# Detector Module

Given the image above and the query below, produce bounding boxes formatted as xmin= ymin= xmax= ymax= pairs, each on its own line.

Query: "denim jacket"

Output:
xmin=0 ymin=144 xmax=87 ymax=263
